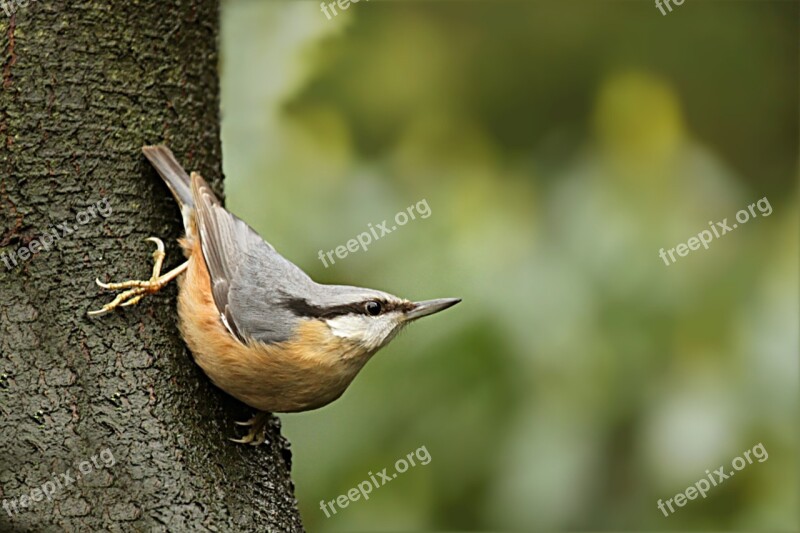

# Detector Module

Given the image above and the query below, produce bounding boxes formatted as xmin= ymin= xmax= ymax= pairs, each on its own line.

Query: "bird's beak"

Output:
xmin=404 ymin=298 xmax=461 ymax=322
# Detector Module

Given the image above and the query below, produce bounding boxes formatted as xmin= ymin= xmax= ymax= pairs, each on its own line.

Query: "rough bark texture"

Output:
xmin=0 ymin=1 xmax=304 ymax=531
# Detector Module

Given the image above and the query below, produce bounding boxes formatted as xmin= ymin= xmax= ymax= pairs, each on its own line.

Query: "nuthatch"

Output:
xmin=89 ymin=146 xmax=460 ymax=444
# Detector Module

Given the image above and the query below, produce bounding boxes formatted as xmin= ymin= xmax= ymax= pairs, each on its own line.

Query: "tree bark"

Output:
xmin=0 ymin=1 xmax=303 ymax=531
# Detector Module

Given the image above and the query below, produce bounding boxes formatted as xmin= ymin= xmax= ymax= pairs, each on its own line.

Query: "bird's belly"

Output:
xmin=176 ymin=251 xmax=363 ymax=412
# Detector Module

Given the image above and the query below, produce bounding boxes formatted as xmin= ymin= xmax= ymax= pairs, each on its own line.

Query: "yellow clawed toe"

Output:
xmin=88 ymin=237 xmax=188 ymax=317
xmin=230 ymin=412 xmax=270 ymax=446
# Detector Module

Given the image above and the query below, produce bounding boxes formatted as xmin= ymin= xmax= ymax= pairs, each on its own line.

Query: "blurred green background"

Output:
xmin=218 ymin=1 xmax=798 ymax=531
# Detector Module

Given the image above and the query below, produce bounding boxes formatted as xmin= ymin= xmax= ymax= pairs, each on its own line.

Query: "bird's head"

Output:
xmin=286 ymin=285 xmax=460 ymax=356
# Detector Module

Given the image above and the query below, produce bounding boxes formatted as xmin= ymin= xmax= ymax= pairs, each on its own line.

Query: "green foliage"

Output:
xmin=220 ymin=1 xmax=798 ymax=530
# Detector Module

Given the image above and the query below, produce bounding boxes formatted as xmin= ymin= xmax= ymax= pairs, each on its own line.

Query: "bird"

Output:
xmin=89 ymin=146 xmax=460 ymax=445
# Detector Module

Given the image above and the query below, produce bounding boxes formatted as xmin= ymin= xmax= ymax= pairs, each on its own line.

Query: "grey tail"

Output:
xmin=142 ymin=145 xmax=193 ymax=209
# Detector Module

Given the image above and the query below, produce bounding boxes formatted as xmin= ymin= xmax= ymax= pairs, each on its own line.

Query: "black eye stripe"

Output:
xmin=380 ymin=300 xmax=416 ymax=313
xmin=284 ymin=299 xmax=362 ymax=318
xmin=285 ymin=298 xmax=414 ymax=318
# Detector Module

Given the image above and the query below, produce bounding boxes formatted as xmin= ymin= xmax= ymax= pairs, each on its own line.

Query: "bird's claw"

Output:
xmin=229 ymin=428 xmax=268 ymax=446
xmin=88 ymin=237 xmax=172 ymax=316
xmin=230 ymin=412 xmax=270 ymax=446
xmin=234 ymin=415 xmax=261 ymax=426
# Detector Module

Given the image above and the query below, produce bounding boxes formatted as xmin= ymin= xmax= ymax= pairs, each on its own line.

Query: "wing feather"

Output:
xmin=189 ymin=172 xmax=315 ymax=344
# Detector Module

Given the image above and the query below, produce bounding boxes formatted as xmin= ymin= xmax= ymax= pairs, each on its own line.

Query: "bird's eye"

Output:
xmin=365 ymin=301 xmax=382 ymax=316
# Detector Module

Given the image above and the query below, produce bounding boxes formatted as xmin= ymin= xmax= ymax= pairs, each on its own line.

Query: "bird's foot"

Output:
xmin=88 ymin=237 xmax=188 ymax=316
xmin=230 ymin=412 xmax=270 ymax=446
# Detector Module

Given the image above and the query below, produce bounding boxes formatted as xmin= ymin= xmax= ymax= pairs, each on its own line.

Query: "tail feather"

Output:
xmin=142 ymin=145 xmax=193 ymax=209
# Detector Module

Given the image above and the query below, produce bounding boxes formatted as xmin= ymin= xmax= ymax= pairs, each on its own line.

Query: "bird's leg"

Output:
xmin=230 ymin=412 xmax=271 ymax=446
xmin=88 ymin=237 xmax=188 ymax=316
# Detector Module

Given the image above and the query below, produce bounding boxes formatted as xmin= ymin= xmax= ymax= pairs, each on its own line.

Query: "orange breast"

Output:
xmin=176 ymin=238 xmax=366 ymax=412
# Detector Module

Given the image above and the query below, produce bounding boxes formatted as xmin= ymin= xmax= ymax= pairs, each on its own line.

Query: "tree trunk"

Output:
xmin=0 ymin=2 xmax=303 ymax=531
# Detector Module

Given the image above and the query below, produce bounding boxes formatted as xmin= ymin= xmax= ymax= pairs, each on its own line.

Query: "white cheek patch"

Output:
xmin=326 ymin=315 xmax=368 ymax=340
xmin=325 ymin=313 xmax=400 ymax=351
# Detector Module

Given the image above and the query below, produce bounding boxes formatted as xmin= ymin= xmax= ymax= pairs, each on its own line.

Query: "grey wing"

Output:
xmin=190 ymin=173 xmax=316 ymax=344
